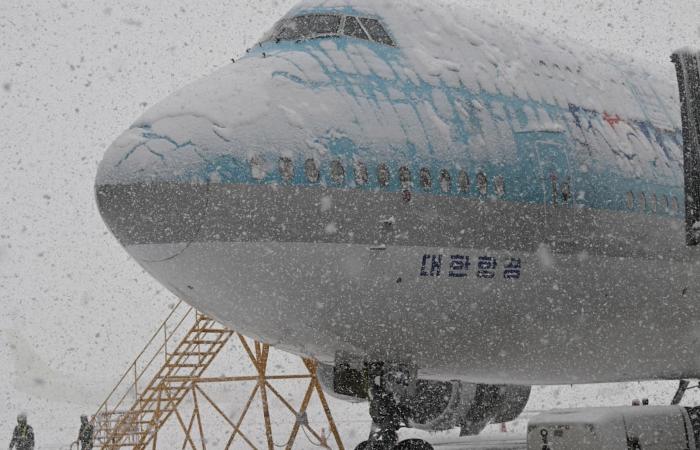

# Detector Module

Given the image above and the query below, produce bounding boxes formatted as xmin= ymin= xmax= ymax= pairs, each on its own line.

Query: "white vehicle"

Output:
xmin=528 ymin=406 xmax=700 ymax=450
xmin=94 ymin=0 xmax=700 ymax=448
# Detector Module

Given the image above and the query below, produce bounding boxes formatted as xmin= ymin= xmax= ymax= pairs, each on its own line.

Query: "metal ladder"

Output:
xmin=94 ymin=303 xmax=233 ymax=449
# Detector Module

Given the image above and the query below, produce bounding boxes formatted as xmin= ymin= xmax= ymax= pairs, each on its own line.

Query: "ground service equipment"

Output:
xmin=527 ymin=405 xmax=700 ymax=450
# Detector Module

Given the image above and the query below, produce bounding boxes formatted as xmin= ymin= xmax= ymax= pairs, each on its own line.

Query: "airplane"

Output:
xmin=94 ymin=0 xmax=700 ymax=448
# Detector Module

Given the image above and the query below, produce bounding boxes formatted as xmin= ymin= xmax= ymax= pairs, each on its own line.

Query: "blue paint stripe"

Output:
xmin=223 ymin=38 xmax=685 ymax=218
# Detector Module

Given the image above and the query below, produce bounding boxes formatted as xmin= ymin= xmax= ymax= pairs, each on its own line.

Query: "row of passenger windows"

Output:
xmin=260 ymin=156 xmax=504 ymax=195
xmin=626 ymin=191 xmax=679 ymax=213
xmin=254 ymin=156 xmax=681 ymax=213
xmin=263 ymin=14 xmax=396 ymax=47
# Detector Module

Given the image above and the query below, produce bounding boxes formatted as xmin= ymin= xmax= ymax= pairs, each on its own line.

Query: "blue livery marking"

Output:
xmin=420 ymin=254 xmax=522 ymax=280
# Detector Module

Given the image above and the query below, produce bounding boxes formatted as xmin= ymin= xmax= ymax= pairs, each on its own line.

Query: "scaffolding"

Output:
xmin=92 ymin=301 xmax=344 ymax=450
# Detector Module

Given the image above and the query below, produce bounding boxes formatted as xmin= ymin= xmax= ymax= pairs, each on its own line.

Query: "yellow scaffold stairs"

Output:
xmin=92 ymin=301 xmax=344 ymax=450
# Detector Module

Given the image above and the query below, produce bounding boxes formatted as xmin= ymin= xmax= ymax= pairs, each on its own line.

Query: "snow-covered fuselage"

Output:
xmin=96 ymin=0 xmax=698 ymax=385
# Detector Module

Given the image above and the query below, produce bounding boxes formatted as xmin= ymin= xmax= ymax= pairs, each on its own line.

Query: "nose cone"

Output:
xmin=95 ymin=126 xmax=209 ymax=262
xmin=96 ymin=58 xmax=278 ymax=262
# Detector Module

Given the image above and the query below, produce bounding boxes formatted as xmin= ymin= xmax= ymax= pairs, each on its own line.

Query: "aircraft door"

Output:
xmin=536 ymin=135 xmax=572 ymax=211
xmin=517 ymin=131 xmax=576 ymax=245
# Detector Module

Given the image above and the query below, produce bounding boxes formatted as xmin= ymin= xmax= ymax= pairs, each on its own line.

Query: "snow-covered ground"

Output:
xmin=1 ymin=0 xmax=699 ymax=448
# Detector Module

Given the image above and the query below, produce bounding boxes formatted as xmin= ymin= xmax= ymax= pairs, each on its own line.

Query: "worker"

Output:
xmin=8 ymin=413 xmax=34 ymax=450
xmin=77 ymin=415 xmax=94 ymax=450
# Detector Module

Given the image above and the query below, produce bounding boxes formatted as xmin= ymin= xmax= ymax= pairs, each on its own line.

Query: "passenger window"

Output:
xmin=359 ymin=18 xmax=395 ymax=46
xmin=399 ymin=166 xmax=412 ymax=188
xmin=420 ymin=168 xmax=432 ymax=190
xmin=626 ymin=192 xmax=634 ymax=210
xmin=477 ymin=171 xmax=488 ymax=195
xmin=250 ymin=155 xmax=266 ymax=180
xmin=330 ymin=160 xmax=345 ymax=184
xmin=495 ymin=176 xmax=505 ymax=197
xmin=304 ymin=158 xmax=320 ymax=183
xmin=343 ymin=16 xmax=369 ymax=41
xmin=458 ymin=170 xmax=470 ymax=193
xmin=354 ymin=161 xmax=368 ymax=186
xmin=279 ymin=157 xmax=294 ymax=182
xmin=377 ymin=163 xmax=391 ymax=187
xmin=561 ymin=180 xmax=572 ymax=203
xmin=439 ymin=170 xmax=452 ymax=193
xmin=638 ymin=192 xmax=646 ymax=211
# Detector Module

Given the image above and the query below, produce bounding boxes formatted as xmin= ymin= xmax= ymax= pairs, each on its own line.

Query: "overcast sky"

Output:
xmin=0 ymin=0 xmax=698 ymax=446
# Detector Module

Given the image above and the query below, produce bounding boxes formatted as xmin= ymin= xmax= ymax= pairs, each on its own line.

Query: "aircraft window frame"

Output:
xmin=672 ymin=196 xmax=679 ymax=213
xmin=439 ymin=169 xmax=452 ymax=193
xmin=664 ymin=195 xmax=670 ymax=210
xmin=377 ymin=163 xmax=391 ymax=187
xmin=419 ymin=168 xmax=432 ymax=191
xmin=626 ymin=192 xmax=635 ymax=210
xmin=650 ymin=193 xmax=658 ymax=213
xmin=477 ymin=171 xmax=488 ymax=195
xmin=278 ymin=157 xmax=294 ymax=182
xmin=304 ymin=158 xmax=320 ymax=183
xmin=330 ymin=160 xmax=346 ymax=184
xmin=458 ymin=170 xmax=470 ymax=193
xmin=354 ymin=161 xmax=369 ymax=186
xmin=495 ymin=175 xmax=505 ymax=197
xmin=250 ymin=155 xmax=267 ymax=181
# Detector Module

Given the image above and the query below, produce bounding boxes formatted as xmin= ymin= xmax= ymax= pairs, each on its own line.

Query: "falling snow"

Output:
xmin=1 ymin=0 xmax=699 ymax=448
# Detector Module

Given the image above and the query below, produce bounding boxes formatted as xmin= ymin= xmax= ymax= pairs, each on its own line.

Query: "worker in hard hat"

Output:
xmin=8 ymin=413 xmax=34 ymax=450
xmin=77 ymin=415 xmax=94 ymax=450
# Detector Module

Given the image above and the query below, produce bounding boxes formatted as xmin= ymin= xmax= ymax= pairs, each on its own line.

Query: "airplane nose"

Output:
xmin=96 ymin=59 xmax=272 ymax=262
xmin=95 ymin=126 xmax=209 ymax=262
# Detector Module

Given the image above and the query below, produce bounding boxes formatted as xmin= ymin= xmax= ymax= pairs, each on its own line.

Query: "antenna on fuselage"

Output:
xmin=672 ymin=50 xmax=700 ymax=245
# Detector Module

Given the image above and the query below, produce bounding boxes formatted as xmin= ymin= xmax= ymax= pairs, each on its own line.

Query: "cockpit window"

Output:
xmin=359 ymin=18 xmax=395 ymax=46
xmin=274 ymin=14 xmax=342 ymax=41
xmin=343 ymin=17 xmax=369 ymax=41
xmin=263 ymin=14 xmax=395 ymax=47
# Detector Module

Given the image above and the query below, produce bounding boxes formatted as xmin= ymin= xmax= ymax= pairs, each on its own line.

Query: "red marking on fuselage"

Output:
xmin=603 ymin=112 xmax=622 ymax=128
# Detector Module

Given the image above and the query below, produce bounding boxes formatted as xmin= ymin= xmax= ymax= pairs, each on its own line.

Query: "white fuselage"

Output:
xmin=96 ymin=0 xmax=698 ymax=386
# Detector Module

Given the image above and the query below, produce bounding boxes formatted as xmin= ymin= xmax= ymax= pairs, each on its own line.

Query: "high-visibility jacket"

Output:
xmin=9 ymin=424 xmax=34 ymax=450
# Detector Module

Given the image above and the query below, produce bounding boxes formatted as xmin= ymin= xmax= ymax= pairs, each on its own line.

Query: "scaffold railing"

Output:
xmin=91 ymin=300 xmax=344 ymax=450
xmin=91 ymin=300 xmax=196 ymax=445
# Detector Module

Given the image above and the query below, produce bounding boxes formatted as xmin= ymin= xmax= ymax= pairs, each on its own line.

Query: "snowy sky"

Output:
xmin=0 ymin=0 xmax=699 ymax=447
